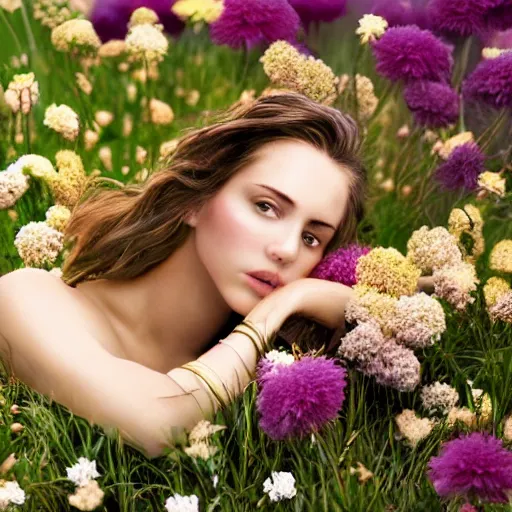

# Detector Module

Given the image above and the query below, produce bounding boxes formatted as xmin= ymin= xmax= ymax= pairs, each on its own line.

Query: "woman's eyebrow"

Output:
xmin=254 ymin=183 xmax=336 ymax=231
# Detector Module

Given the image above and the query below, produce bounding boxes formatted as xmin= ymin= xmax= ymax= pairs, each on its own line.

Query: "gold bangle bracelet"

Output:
xmin=231 ymin=326 xmax=265 ymax=359
xmin=180 ymin=361 xmax=229 ymax=409
xmin=241 ymin=319 xmax=273 ymax=351
xmin=218 ymin=341 xmax=255 ymax=380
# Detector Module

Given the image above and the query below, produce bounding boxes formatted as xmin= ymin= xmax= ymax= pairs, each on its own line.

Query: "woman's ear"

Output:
xmin=184 ymin=211 xmax=198 ymax=228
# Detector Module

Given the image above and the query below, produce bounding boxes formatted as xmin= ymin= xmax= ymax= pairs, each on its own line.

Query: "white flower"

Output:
xmin=0 ymin=160 xmax=30 ymax=210
xmin=0 ymin=480 xmax=26 ymax=505
xmin=265 ymin=350 xmax=295 ymax=366
xmin=0 ymin=0 xmax=22 ymax=13
xmin=263 ymin=471 xmax=297 ymax=502
xmin=355 ymin=14 xmax=388 ymax=44
xmin=164 ymin=493 xmax=199 ymax=512
xmin=125 ymin=23 xmax=169 ymax=62
xmin=66 ymin=457 xmax=101 ymax=487
xmin=14 ymin=221 xmax=64 ymax=267
xmin=212 ymin=474 xmax=218 ymax=489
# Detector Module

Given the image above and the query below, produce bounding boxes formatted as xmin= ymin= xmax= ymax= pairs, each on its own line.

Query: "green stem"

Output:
xmin=0 ymin=8 xmax=23 ymax=55
xmin=20 ymin=0 xmax=37 ymax=60
xmin=454 ymin=36 xmax=473 ymax=91
xmin=478 ymin=109 xmax=509 ymax=152
xmin=23 ymin=114 xmax=31 ymax=153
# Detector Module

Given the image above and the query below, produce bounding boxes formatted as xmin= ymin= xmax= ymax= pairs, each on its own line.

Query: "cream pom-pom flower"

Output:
xmin=44 ymin=103 xmax=80 ymax=141
xmin=125 ymin=23 xmax=169 ymax=63
xmin=395 ymin=409 xmax=435 ymax=448
xmin=45 ymin=204 xmax=71 ymax=232
xmin=355 ymin=14 xmax=388 ymax=44
xmin=432 ymin=261 xmax=479 ymax=312
xmin=420 ymin=382 xmax=459 ymax=415
xmin=489 ymin=240 xmax=512 ymax=274
xmin=51 ymin=19 xmax=101 ymax=52
xmin=14 ymin=221 xmax=64 ymax=267
xmin=478 ymin=171 xmax=506 ymax=197
xmin=0 ymin=160 xmax=30 ymax=210
xmin=483 ymin=277 xmax=510 ymax=308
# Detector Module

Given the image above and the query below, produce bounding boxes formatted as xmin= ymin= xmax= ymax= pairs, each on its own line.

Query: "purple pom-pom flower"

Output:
xmin=288 ymin=0 xmax=347 ymax=28
xmin=256 ymin=355 xmax=347 ymax=440
xmin=428 ymin=432 xmax=512 ymax=503
xmin=371 ymin=25 xmax=454 ymax=83
xmin=484 ymin=0 xmax=512 ymax=31
xmin=91 ymin=0 xmax=185 ymax=42
xmin=209 ymin=0 xmax=301 ymax=50
xmin=309 ymin=244 xmax=371 ymax=287
xmin=371 ymin=0 xmax=416 ymax=27
xmin=462 ymin=52 xmax=512 ymax=109
xmin=404 ymin=80 xmax=460 ymax=128
xmin=434 ymin=142 xmax=485 ymax=191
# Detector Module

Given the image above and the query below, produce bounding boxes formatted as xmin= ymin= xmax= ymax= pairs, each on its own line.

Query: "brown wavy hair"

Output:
xmin=62 ymin=93 xmax=367 ymax=352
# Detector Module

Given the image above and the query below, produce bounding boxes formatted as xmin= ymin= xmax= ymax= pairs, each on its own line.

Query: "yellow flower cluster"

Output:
xmin=448 ymin=204 xmax=485 ymax=264
xmin=3 ymin=72 xmax=39 ymax=115
xmin=356 ymin=247 xmax=421 ymax=297
xmin=395 ymin=409 xmax=435 ymax=447
xmin=68 ymin=480 xmax=104 ymax=511
xmin=45 ymin=204 xmax=71 ymax=232
xmin=98 ymin=39 xmax=126 ymax=58
xmin=489 ymin=239 xmax=512 ymax=273
xmin=183 ymin=420 xmax=226 ymax=461
xmin=51 ymin=19 xmax=101 ymax=53
xmin=149 ymin=98 xmax=175 ymax=125
xmin=407 ymin=226 xmax=462 ymax=274
xmin=338 ymin=73 xmax=378 ymax=121
xmin=14 ymin=221 xmax=64 ymax=267
xmin=260 ymin=41 xmax=339 ymax=106
xmin=129 ymin=7 xmax=160 ymax=28
xmin=478 ymin=171 xmax=506 ymax=197
xmin=355 ymin=14 xmax=388 ymax=44
xmin=33 ymin=0 xmax=73 ymax=29
xmin=75 ymin=72 xmax=93 ymax=95
xmin=125 ymin=23 xmax=169 ymax=63
xmin=345 ymin=284 xmax=397 ymax=336
xmin=172 ymin=0 xmax=224 ymax=23
xmin=17 ymin=154 xmax=55 ymax=179
xmin=43 ymin=103 xmax=80 ymax=141
xmin=483 ymin=277 xmax=510 ymax=307
xmin=0 ymin=0 xmax=21 ymax=13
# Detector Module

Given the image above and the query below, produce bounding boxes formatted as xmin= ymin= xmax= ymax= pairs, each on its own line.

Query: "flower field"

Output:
xmin=0 ymin=0 xmax=512 ymax=510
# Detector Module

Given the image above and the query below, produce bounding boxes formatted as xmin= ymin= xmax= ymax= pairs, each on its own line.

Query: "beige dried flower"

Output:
xmin=172 ymin=0 xmax=224 ymax=23
xmin=94 ymin=110 xmax=114 ymax=127
xmin=188 ymin=420 xmax=227 ymax=444
xmin=0 ymin=161 xmax=30 ymax=210
xmin=437 ymin=132 xmax=474 ymax=160
xmin=84 ymin=129 xmax=99 ymax=151
xmin=503 ymin=416 xmax=512 ymax=441
xmin=98 ymin=146 xmax=113 ymax=172
xmin=98 ymin=39 xmax=126 ymax=58
xmin=75 ymin=72 xmax=92 ymax=95
xmin=185 ymin=89 xmax=200 ymax=107
xmin=51 ymin=19 xmax=101 ymax=53
xmin=0 ymin=454 xmax=17 ymax=475
xmin=349 ymin=462 xmax=373 ymax=484
xmin=125 ymin=24 xmax=169 ymax=63
xmin=126 ymin=83 xmax=138 ymax=103
xmin=432 ymin=261 xmax=479 ymax=312
xmin=44 ymin=103 xmax=80 ymax=141
xmin=478 ymin=171 xmax=506 ymax=197
xmin=129 ymin=7 xmax=160 ymax=28
xmin=14 ymin=221 xmax=63 ymax=267
xmin=68 ymin=479 xmax=105 ymax=511
xmin=45 ymin=204 xmax=71 ymax=232
xmin=5 ymin=72 xmax=39 ymax=115
xmin=184 ymin=442 xmax=218 ymax=460
xmin=50 ymin=150 xmax=88 ymax=208
xmin=355 ymin=14 xmax=388 ymax=44
xmin=489 ymin=240 xmax=512 ymax=273
xmin=0 ymin=0 xmax=22 ymax=13
xmin=420 ymin=382 xmax=459 ymax=415
xmin=136 ymin=146 xmax=147 ymax=164
xmin=123 ymin=113 xmax=133 ymax=136
xmin=448 ymin=204 xmax=485 ymax=264
xmin=395 ymin=409 xmax=435 ymax=447
xmin=483 ymin=277 xmax=510 ymax=308
xmin=447 ymin=407 xmax=476 ymax=427
xmin=149 ymin=98 xmax=174 ymax=124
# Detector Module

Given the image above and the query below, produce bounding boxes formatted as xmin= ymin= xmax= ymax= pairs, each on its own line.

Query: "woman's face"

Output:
xmin=187 ymin=139 xmax=353 ymax=316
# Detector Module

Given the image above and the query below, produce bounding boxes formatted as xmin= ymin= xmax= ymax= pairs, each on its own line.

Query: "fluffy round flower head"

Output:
xmin=484 ymin=0 xmax=512 ymax=31
xmin=165 ymin=493 xmax=199 ymax=512
xmin=355 ymin=13 xmax=388 ymax=44
xmin=478 ymin=171 xmax=506 ymax=197
xmin=426 ymin=0 xmax=497 ymax=37
xmin=447 ymin=406 xmax=477 ymax=428
xmin=188 ymin=419 xmax=226 ymax=444
xmin=149 ymin=98 xmax=174 ymax=124
xmin=45 ymin=204 xmax=71 ymax=232
xmin=260 ymin=41 xmax=338 ymax=105
xmin=51 ymin=19 xmax=101 ymax=53
xmin=434 ymin=142 xmax=485 ymax=191
xmin=0 ymin=161 xmax=30 ymax=210
xmin=5 ymin=72 xmax=39 ymax=115
xmin=421 ymin=382 xmax=459 ymax=415
xmin=98 ymin=39 xmax=126 ymax=58
xmin=407 ymin=226 xmax=462 ymax=275
xmin=483 ymin=276 xmax=510 ymax=307
xmin=263 ymin=471 xmax=297 ymax=502
xmin=437 ymin=131 xmax=475 ymax=160
xmin=288 ymin=0 xmax=346 ymax=27
xmin=390 ymin=293 xmax=446 ymax=349
xmin=489 ymin=291 xmax=512 ymax=323
xmin=68 ymin=480 xmax=105 ymax=511
xmin=364 ymin=338 xmax=420 ymax=391
xmin=209 ymin=0 xmax=301 ymax=50
xmin=338 ymin=320 xmax=387 ymax=365
xmin=371 ymin=0 xmax=416 ymax=27
xmin=356 ymin=247 xmax=422 ymax=298
xmin=345 ymin=284 xmax=398 ymax=336
xmin=482 ymin=47 xmax=509 ymax=59
xmin=448 ymin=204 xmax=485 ymax=264
xmin=462 ymin=52 xmax=512 ymax=109
xmin=0 ymin=480 xmax=25 ymax=506
xmin=349 ymin=74 xmax=379 ymax=121
xmin=172 ymin=0 xmax=224 ymax=24
xmin=44 ymin=103 xmax=80 ymax=141
xmin=432 ymin=261 xmax=479 ymax=312
xmin=404 ymin=80 xmax=459 ymax=129
xmin=256 ymin=356 xmax=347 ymax=440
xmin=0 ymin=0 xmax=22 ymax=13
xmin=125 ymin=23 xmax=169 ymax=63
xmin=14 ymin=221 xmax=64 ymax=267
xmin=129 ymin=7 xmax=160 ymax=28
xmin=309 ymin=243 xmax=371 ymax=286
xmin=371 ymin=25 xmax=453 ymax=83
xmin=47 ymin=150 xmax=88 ymax=208
xmin=395 ymin=409 xmax=435 ymax=447
xmin=428 ymin=432 xmax=512 ymax=503
xmin=489 ymin=240 xmax=512 ymax=273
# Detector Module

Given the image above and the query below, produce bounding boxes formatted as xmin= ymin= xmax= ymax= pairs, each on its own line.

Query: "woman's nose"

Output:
xmin=265 ymin=228 xmax=301 ymax=264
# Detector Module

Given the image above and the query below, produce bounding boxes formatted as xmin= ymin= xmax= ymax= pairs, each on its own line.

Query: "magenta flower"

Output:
xmin=404 ymin=80 xmax=460 ymax=128
xmin=371 ymin=0 xmax=416 ymax=27
xmin=209 ymin=0 xmax=301 ymax=50
xmin=91 ymin=0 xmax=185 ymax=42
xmin=309 ymin=244 xmax=371 ymax=287
xmin=462 ymin=52 xmax=512 ymax=109
xmin=484 ymin=0 xmax=512 ymax=31
xmin=434 ymin=142 xmax=485 ymax=191
xmin=256 ymin=356 xmax=347 ymax=440
xmin=371 ymin=25 xmax=453 ymax=83
xmin=428 ymin=432 xmax=512 ymax=503
xmin=288 ymin=0 xmax=347 ymax=28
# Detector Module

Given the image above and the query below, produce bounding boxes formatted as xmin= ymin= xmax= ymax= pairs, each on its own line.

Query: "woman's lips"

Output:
xmin=245 ymin=274 xmax=276 ymax=297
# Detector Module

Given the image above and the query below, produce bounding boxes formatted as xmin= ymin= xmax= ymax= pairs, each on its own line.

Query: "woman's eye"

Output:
xmin=303 ymin=233 xmax=320 ymax=248
xmin=255 ymin=201 xmax=278 ymax=217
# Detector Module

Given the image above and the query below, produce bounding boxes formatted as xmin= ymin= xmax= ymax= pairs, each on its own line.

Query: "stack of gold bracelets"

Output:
xmin=180 ymin=319 xmax=272 ymax=410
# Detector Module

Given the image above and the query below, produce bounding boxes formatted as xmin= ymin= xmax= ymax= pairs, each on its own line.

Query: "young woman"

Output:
xmin=0 ymin=93 xmax=369 ymax=457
